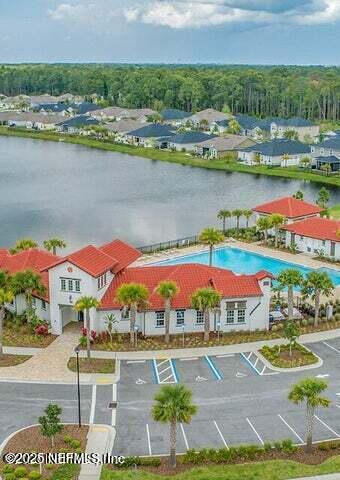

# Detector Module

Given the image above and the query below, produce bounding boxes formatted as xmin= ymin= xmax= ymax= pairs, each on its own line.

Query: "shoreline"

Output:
xmin=0 ymin=126 xmax=339 ymax=187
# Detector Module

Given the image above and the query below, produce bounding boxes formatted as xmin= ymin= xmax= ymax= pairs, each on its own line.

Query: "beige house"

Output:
xmin=196 ymin=135 xmax=255 ymax=159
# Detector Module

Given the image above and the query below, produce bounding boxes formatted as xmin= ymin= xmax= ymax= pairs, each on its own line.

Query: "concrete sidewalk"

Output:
xmin=290 ymin=475 xmax=340 ymax=480
xmin=79 ymin=425 xmax=115 ymax=480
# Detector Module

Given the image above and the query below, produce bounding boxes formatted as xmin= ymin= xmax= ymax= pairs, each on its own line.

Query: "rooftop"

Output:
xmin=241 ymin=139 xmax=311 ymax=156
xmin=161 ymin=108 xmax=191 ymax=121
xmin=315 ymin=156 xmax=340 ymax=164
xmin=99 ymin=263 xmax=270 ymax=310
xmin=168 ymin=131 xmax=217 ymax=144
xmin=282 ymin=217 xmax=340 ymax=243
xmin=253 ymin=196 xmax=323 ymax=218
xmin=57 ymin=115 xmax=99 ymax=127
xmin=127 ymin=123 xmax=175 ymax=138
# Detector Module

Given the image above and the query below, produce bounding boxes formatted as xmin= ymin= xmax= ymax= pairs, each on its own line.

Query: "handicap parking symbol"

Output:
xmin=136 ymin=378 xmax=147 ymax=385
xmin=196 ymin=376 xmax=207 ymax=382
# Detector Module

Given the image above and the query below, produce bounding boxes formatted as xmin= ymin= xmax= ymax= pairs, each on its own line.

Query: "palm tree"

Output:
xmin=156 ymin=280 xmax=179 ymax=344
xmin=191 ymin=287 xmax=221 ymax=342
xmin=116 ymin=283 xmax=149 ymax=345
xmin=256 ymin=216 xmax=272 ymax=244
xmin=253 ymin=152 xmax=261 ymax=165
xmin=11 ymin=270 xmax=46 ymax=324
xmin=281 ymin=153 xmax=290 ymax=168
xmin=269 ymin=213 xmax=286 ymax=248
xmin=320 ymin=163 xmax=332 ymax=177
xmin=243 ymin=209 xmax=253 ymax=228
xmin=300 ymin=157 xmax=311 ymax=170
xmin=277 ymin=269 xmax=303 ymax=320
xmin=152 ymin=385 xmax=197 ymax=468
xmin=227 ymin=119 xmax=241 ymax=135
xmin=317 ymin=187 xmax=330 ymax=209
xmin=302 ymin=272 xmax=334 ymax=327
xmin=74 ymin=296 xmax=100 ymax=359
xmin=10 ymin=238 xmax=38 ymax=254
xmin=288 ymin=378 xmax=330 ymax=453
xmin=217 ymin=210 xmax=231 ymax=233
xmin=0 ymin=271 xmax=13 ymax=358
xmin=43 ymin=238 xmax=67 ymax=255
xmin=293 ymin=190 xmax=304 ymax=200
xmin=199 ymin=228 xmax=224 ymax=267
xmin=232 ymin=209 xmax=244 ymax=230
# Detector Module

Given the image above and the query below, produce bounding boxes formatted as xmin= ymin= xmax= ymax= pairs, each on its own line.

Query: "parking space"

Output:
xmin=119 ymin=360 xmax=155 ymax=385
xmin=282 ymin=410 xmax=339 ymax=442
xmin=211 ymin=353 xmax=257 ymax=379
xmin=94 ymin=384 xmax=115 ymax=426
xmin=114 ymin=423 xmax=149 ymax=456
xmin=173 ymin=356 xmax=221 ymax=383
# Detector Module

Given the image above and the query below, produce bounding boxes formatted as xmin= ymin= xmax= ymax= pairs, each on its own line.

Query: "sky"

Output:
xmin=1 ymin=0 xmax=340 ymax=64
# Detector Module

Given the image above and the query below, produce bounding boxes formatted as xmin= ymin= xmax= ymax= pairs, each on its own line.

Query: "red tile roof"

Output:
xmin=0 ymin=248 xmax=60 ymax=302
xmin=44 ymin=240 xmax=141 ymax=277
xmin=99 ymin=239 xmax=141 ymax=273
xmin=253 ymin=196 xmax=323 ymax=219
xmin=282 ymin=217 xmax=340 ymax=243
xmin=99 ymin=264 xmax=267 ymax=310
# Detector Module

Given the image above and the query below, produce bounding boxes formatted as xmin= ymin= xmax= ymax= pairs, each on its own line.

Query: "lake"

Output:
xmin=0 ymin=136 xmax=339 ymax=251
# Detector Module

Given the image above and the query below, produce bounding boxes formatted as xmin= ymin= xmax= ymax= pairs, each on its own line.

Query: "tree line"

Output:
xmin=1 ymin=64 xmax=340 ymax=121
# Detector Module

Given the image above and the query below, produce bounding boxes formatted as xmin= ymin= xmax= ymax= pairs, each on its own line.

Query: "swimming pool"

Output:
xmin=155 ymin=246 xmax=340 ymax=287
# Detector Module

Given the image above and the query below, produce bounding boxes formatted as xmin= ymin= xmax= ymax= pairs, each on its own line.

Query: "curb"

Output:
xmin=255 ymin=344 xmax=323 ymax=373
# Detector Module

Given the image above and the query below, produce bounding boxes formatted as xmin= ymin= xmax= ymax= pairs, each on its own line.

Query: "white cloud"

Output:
xmin=124 ymin=0 xmax=340 ymax=29
xmin=48 ymin=1 xmax=119 ymax=25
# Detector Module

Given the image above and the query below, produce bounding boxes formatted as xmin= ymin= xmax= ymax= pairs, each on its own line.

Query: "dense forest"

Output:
xmin=1 ymin=64 xmax=340 ymax=121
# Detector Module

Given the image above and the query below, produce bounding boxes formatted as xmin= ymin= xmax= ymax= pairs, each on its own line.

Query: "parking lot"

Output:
xmin=114 ymin=341 xmax=340 ymax=456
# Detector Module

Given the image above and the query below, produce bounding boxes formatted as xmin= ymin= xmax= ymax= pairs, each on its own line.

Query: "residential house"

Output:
xmin=0 ymin=240 xmax=273 ymax=335
xmin=125 ymin=124 xmax=175 ymax=147
xmin=252 ymin=196 xmax=323 ymax=224
xmin=0 ymin=112 xmax=65 ymax=130
xmin=282 ymin=217 xmax=340 ymax=259
xmin=164 ymin=132 xmax=217 ymax=152
xmin=35 ymin=103 xmax=69 ymax=115
xmin=90 ymin=107 xmax=130 ymax=121
xmin=238 ymin=139 xmax=312 ymax=167
xmin=311 ymin=138 xmax=340 ymax=160
xmin=187 ymin=109 xmax=229 ymax=129
xmin=195 ymin=135 xmax=255 ymax=159
xmin=235 ymin=115 xmax=272 ymax=139
xmin=29 ymin=95 xmax=59 ymax=107
xmin=315 ymin=156 xmax=340 ymax=173
xmin=270 ymin=118 xmax=319 ymax=141
xmin=160 ymin=108 xmax=191 ymax=126
xmin=56 ymin=115 xmax=100 ymax=134
xmin=103 ymin=120 xmax=150 ymax=140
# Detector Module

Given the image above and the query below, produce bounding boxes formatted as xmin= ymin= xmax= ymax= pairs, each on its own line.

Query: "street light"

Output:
xmin=74 ymin=345 xmax=82 ymax=428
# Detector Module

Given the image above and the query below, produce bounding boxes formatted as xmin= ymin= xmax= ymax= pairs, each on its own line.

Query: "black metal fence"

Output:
xmin=138 ymin=235 xmax=200 ymax=254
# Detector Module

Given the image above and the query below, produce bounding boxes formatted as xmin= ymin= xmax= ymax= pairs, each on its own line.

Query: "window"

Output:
xmin=176 ymin=310 xmax=185 ymax=326
xmin=237 ymin=309 xmax=246 ymax=324
xmin=97 ymin=272 xmax=107 ymax=290
xmin=307 ymin=247 xmax=311 ymax=252
xmin=299 ymin=236 xmax=304 ymax=241
xmin=322 ymin=240 xmax=326 ymax=247
xmin=156 ymin=311 xmax=165 ymax=327
xmin=226 ymin=310 xmax=235 ymax=324
xmin=41 ymin=300 xmax=46 ymax=310
xmin=263 ymin=281 xmax=270 ymax=286
xmin=60 ymin=278 xmax=81 ymax=293
xmin=196 ymin=311 xmax=204 ymax=325
xmin=121 ymin=308 xmax=130 ymax=320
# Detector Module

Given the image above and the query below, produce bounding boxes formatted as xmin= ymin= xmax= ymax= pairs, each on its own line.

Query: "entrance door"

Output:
xmin=78 ymin=311 xmax=84 ymax=322
xmin=330 ymin=242 xmax=335 ymax=257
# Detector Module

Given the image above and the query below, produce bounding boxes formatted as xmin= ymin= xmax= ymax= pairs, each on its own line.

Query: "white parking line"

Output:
xmin=216 ymin=354 xmax=235 ymax=358
xmin=314 ymin=415 xmax=340 ymax=438
xmin=180 ymin=423 xmax=189 ymax=450
xmin=89 ymin=385 xmax=96 ymax=424
xmin=278 ymin=414 xmax=304 ymax=444
xmin=213 ymin=420 xmax=229 ymax=449
xmin=111 ymin=383 xmax=117 ymax=426
xmin=146 ymin=424 xmax=152 ymax=455
xmin=323 ymin=342 xmax=340 ymax=354
xmin=179 ymin=357 xmax=199 ymax=361
xmin=246 ymin=418 xmax=264 ymax=445
xmin=126 ymin=360 xmax=146 ymax=364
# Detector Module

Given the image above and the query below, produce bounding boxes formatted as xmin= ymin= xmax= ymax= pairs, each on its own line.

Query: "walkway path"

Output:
xmin=0 ymin=327 xmax=79 ymax=382
xmin=79 ymin=425 xmax=115 ymax=480
xmin=290 ymin=475 xmax=340 ymax=480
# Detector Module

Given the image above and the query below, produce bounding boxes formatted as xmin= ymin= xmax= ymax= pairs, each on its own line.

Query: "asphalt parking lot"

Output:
xmin=114 ymin=341 xmax=340 ymax=457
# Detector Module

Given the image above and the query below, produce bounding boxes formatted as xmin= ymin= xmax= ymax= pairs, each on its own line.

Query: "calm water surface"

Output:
xmin=0 ymin=136 xmax=339 ymax=251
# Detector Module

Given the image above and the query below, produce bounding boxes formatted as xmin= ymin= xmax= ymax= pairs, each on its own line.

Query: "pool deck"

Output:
xmin=134 ymin=239 xmax=340 ymax=298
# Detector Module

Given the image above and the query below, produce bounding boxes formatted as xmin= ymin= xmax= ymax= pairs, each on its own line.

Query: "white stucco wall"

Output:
xmin=285 ymin=232 xmax=339 ymax=259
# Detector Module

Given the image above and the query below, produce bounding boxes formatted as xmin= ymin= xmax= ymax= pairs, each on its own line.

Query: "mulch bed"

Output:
xmin=260 ymin=343 xmax=318 ymax=368
xmin=108 ymin=443 xmax=340 ymax=476
xmin=68 ymin=357 xmax=115 ymax=374
xmin=0 ymin=354 xmax=31 ymax=367
xmin=4 ymin=326 xmax=56 ymax=348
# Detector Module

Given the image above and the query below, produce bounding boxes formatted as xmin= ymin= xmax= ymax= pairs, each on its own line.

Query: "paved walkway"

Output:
xmin=79 ymin=425 xmax=115 ymax=480
xmin=290 ymin=475 xmax=340 ymax=480
xmin=0 ymin=328 xmax=79 ymax=382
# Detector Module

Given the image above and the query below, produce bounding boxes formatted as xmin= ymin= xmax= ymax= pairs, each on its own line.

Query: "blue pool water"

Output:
xmin=156 ymin=247 xmax=340 ymax=287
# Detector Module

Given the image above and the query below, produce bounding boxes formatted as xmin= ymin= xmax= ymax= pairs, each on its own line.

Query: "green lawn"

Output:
xmin=329 ymin=204 xmax=340 ymax=219
xmin=1 ymin=127 xmax=339 ymax=188
xmin=101 ymin=456 xmax=340 ymax=480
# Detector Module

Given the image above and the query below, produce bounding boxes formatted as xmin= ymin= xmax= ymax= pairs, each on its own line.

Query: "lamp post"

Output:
xmin=74 ymin=345 xmax=82 ymax=428
xmin=134 ymin=325 xmax=139 ymax=348
xmin=217 ymin=321 xmax=221 ymax=343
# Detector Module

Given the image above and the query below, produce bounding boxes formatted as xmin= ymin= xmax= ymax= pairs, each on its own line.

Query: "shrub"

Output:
xmin=63 ymin=435 xmax=72 ymax=444
xmin=59 ymin=448 xmax=70 ymax=454
xmin=271 ymin=325 xmax=278 ymax=332
xmin=75 ymin=447 xmax=83 ymax=455
xmin=35 ymin=324 xmax=48 ymax=336
xmin=301 ymin=318 xmax=308 ymax=327
xmin=263 ymin=442 xmax=272 ymax=452
xmin=79 ymin=336 xmax=87 ymax=348
xmin=274 ymin=441 xmax=282 ymax=451
xmin=28 ymin=472 xmax=41 ymax=480
xmin=2 ymin=465 xmax=14 ymax=474
xmin=4 ymin=474 xmax=16 ymax=480
xmin=281 ymin=439 xmax=297 ymax=453
xmin=70 ymin=439 xmax=81 ymax=449
xmin=308 ymin=317 xmax=315 ymax=325
xmin=14 ymin=467 xmax=27 ymax=478
xmin=139 ymin=457 xmax=161 ymax=467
